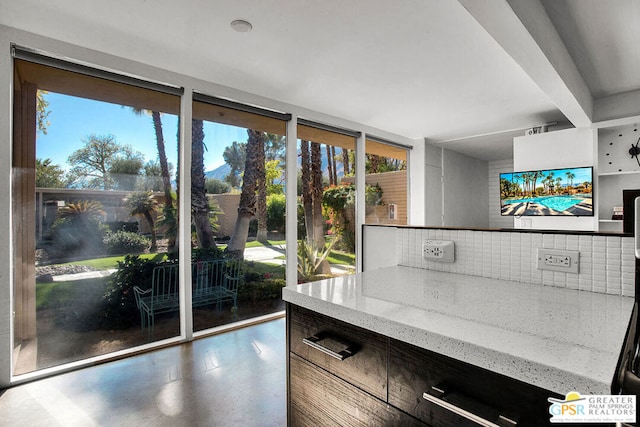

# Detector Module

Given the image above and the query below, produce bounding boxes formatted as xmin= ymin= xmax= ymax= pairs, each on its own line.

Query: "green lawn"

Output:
xmin=55 ymin=239 xmax=352 ymax=275
xmin=327 ymin=250 xmax=355 ymax=266
xmin=62 ymin=253 xmax=167 ymax=270
xmin=37 ymin=277 xmax=109 ymax=310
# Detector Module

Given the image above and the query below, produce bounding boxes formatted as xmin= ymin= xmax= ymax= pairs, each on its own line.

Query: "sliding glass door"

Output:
xmin=296 ymin=122 xmax=357 ymax=283
xmin=191 ymin=96 xmax=289 ymax=332
xmin=12 ymin=56 xmax=182 ymax=374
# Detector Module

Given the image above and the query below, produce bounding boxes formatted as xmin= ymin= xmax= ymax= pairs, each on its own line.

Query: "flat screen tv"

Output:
xmin=500 ymin=166 xmax=593 ymax=216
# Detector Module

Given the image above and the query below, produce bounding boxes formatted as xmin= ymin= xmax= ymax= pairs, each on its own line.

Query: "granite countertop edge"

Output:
xmin=282 ymin=266 xmax=635 ymax=395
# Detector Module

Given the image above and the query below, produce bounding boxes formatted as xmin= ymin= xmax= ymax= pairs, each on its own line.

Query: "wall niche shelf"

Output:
xmin=597 ymin=123 xmax=640 ymax=233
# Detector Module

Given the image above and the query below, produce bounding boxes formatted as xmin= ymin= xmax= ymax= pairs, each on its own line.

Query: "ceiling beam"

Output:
xmin=458 ymin=0 xmax=593 ymax=128
xmin=594 ymin=89 xmax=640 ymax=125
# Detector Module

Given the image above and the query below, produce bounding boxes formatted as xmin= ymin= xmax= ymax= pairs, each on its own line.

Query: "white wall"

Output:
xmin=489 ymin=159 xmax=514 ymax=228
xmin=513 ymin=127 xmax=597 ymax=231
xmin=408 ymin=142 xmax=426 ymax=226
xmin=423 ymin=143 xmax=490 ymax=228
xmin=442 ymin=149 xmax=489 ymax=227
xmin=424 ymin=142 xmax=443 ymax=226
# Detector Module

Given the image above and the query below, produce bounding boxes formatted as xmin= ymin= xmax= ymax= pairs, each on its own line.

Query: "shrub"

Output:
xmin=266 ymin=193 xmax=286 ymax=232
xmin=104 ymin=231 xmax=150 ymax=255
xmin=205 ymin=177 xmax=232 ymax=194
xmin=104 ymin=221 xmax=139 ymax=233
xmin=49 ymin=217 xmax=109 ymax=261
xmin=192 ymin=246 xmax=224 ymax=261
xmin=238 ymin=278 xmax=286 ymax=306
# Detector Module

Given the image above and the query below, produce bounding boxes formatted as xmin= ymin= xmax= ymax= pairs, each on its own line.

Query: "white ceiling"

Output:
xmin=1 ymin=0 xmax=639 ymax=161
xmin=542 ymin=0 xmax=640 ymax=98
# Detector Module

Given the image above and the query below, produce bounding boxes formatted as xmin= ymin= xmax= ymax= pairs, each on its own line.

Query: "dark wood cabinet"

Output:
xmin=388 ymin=338 xmax=557 ymax=427
xmin=287 ymin=303 xmax=571 ymax=426
xmin=288 ymin=303 xmax=388 ymax=400
xmin=290 ymin=353 xmax=426 ymax=426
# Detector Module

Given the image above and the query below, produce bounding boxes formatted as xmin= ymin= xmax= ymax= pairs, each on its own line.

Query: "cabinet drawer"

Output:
xmin=288 ymin=304 xmax=388 ymax=400
xmin=290 ymin=353 xmax=426 ymax=427
xmin=388 ymin=338 xmax=558 ymax=427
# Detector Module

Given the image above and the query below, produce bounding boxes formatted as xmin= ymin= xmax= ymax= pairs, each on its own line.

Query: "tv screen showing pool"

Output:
xmin=499 ymin=166 xmax=593 ymax=216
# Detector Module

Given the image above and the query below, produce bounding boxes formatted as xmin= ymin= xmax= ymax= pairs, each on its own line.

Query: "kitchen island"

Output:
xmin=283 ymin=266 xmax=634 ymax=426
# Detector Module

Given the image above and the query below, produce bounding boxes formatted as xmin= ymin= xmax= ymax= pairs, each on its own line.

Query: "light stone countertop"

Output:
xmin=282 ymin=265 xmax=635 ymax=395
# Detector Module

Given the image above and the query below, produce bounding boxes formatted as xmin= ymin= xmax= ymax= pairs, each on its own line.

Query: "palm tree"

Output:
xmin=530 ymin=171 xmax=540 ymax=196
xmin=544 ymin=171 xmax=554 ymax=194
xmin=565 ymin=171 xmax=575 ymax=189
xmin=256 ymin=131 xmax=268 ymax=244
xmin=58 ymin=200 xmax=105 ymax=222
xmin=191 ymin=119 xmax=216 ymax=249
xmin=555 ymin=177 xmax=562 ymax=194
xmin=225 ymin=129 xmax=263 ymax=259
xmin=342 ymin=147 xmax=350 ymax=176
xmin=130 ymin=108 xmax=176 ymax=250
xmin=310 ymin=141 xmax=325 ymax=252
xmin=326 ymin=144 xmax=334 ymax=185
xmin=520 ymin=173 xmax=530 ymax=196
xmin=124 ymin=191 xmax=158 ymax=252
xmin=300 ymin=140 xmax=313 ymax=241
xmin=512 ymin=174 xmax=521 ymax=197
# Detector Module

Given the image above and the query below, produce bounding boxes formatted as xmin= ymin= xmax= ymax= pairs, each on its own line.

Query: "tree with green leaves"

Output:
xmin=265 ymin=159 xmax=284 ymax=195
xmin=222 ymin=141 xmax=246 ymax=188
xmin=67 ymin=134 xmax=142 ymax=190
xmin=110 ymin=157 xmax=144 ymax=191
xmin=124 ymin=191 xmax=159 ymax=252
xmin=141 ymin=159 xmax=165 ymax=191
xmin=36 ymin=158 xmax=66 ymax=188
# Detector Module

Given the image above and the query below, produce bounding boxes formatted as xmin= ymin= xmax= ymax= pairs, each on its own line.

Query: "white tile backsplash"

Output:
xmin=396 ymin=228 xmax=635 ymax=297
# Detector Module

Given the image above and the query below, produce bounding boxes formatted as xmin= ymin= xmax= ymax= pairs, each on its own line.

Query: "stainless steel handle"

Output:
xmin=302 ymin=333 xmax=355 ymax=361
xmin=423 ymin=384 xmax=518 ymax=427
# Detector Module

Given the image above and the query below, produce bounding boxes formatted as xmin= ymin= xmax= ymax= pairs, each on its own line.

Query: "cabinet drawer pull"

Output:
xmin=423 ymin=384 xmax=519 ymax=427
xmin=302 ymin=332 xmax=356 ymax=361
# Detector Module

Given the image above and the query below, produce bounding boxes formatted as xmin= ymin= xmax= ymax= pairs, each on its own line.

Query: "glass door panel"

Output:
xmin=362 ymin=139 xmax=408 ymax=225
xmin=191 ymin=99 xmax=287 ymax=332
xmin=297 ymin=124 xmax=357 ymax=283
xmin=12 ymin=59 xmax=181 ymax=375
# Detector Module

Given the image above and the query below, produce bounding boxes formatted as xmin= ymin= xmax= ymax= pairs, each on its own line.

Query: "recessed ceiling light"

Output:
xmin=231 ymin=19 xmax=252 ymax=33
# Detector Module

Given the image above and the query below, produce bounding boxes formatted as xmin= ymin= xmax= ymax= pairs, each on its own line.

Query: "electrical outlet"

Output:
xmin=536 ymin=248 xmax=579 ymax=274
xmin=423 ymin=240 xmax=455 ymax=263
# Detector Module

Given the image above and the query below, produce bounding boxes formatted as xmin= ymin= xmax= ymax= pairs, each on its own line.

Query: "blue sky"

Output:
xmin=37 ymin=92 xmax=249 ymax=173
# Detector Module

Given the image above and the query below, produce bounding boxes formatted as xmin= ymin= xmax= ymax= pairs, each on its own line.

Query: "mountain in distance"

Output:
xmin=204 ymin=149 xmax=347 ymax=182
xmin=205 ymin=163 xmax=231 ymax=181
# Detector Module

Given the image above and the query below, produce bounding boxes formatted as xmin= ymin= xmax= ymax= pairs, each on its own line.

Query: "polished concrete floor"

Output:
xmin=0 ymin=318 xmax=286 ymax=426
